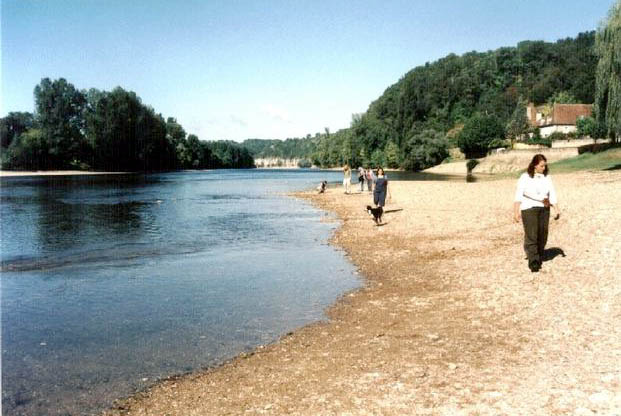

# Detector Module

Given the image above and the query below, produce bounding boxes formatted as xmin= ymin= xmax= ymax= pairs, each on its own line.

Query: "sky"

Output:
xmin=1 ymin=0 xmax=616 ymax=141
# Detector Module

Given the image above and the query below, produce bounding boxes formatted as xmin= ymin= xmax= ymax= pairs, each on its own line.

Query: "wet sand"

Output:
xmin=106 ymin=170 xmax=621 ymax=415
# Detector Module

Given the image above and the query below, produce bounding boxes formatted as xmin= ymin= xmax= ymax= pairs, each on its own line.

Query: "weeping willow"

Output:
xmin=594 ymin=0 xmax=621 ymax=142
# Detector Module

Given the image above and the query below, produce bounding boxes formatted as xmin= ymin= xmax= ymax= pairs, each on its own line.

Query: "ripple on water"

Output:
xmin=1 ymin=170 xmax=361 ymax=415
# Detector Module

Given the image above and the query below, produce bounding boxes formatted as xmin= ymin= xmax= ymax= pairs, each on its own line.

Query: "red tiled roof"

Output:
xmin=527 ymin=103 xmax=593 ymax=127
xmin=551 ymin=104 xmax=592 ymax=125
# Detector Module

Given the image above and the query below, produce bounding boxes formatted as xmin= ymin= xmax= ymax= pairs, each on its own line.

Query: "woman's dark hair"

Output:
xmin=527 ymin=154 xmax=548 ymax=177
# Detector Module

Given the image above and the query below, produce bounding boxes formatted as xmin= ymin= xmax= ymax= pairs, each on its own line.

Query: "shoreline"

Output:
xmin=106 ymin=170 xmax=621 ymax=415
xmin=0 ymin=170 xmax=128 ymax=177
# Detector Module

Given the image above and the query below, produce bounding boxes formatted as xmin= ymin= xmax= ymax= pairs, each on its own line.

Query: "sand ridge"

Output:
xmin=106 ymin=170 xmax=621 ymax=415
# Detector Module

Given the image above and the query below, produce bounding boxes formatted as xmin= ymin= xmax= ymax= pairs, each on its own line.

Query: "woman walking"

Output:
xmin=373 ymin=167 xmax=390 ymax=208
xmin=343 ymin=164 xmax=352 ymax=194
xmin=513 ymin=154 xmax=561 ymax=272
xmin=358 ymin=166 xmax=366 ymax=192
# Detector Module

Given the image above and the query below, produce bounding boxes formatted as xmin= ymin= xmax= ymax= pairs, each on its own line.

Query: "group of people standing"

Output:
xmin=356 ymin=166 xmax=374 ymax=193
xmin=342 ymin=164 xmax=389 ymax=207
xmin=342 ymin=165 xmax=381 ymax=193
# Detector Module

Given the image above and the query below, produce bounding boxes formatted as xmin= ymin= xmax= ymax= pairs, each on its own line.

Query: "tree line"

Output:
xmin=1 ymin=79 xmax=254 ymax=171
xmin=287 ymin=30 xmax=604 ymax=168
xmin=254 ymin=2 xmax=621 ymax=170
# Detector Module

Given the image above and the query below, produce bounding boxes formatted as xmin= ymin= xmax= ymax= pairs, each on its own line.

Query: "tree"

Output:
xmin=547 ymin=91 xmax=579 ymax=105
xmin=594 ymin=0 xmax=621 ymax=142
xmin=1 ymin=112 xmax=35 ymax=148
xmin=166 ymin=117 xmax=187 ymax=167
xmin=457 ymin=113 xmax=505 ymax=158
xmin=384 ymin=141 xmax=400 ymax=168
xmin=576 ymin=116 xmax=598 ymax=138
xmin=182 ymin=134 xmax=203 ymax=168
xmin=401 ymin=129 xmax=449 ymax=171
xmin=370 ymin=149 xmax=386 ymax=168
xmin=85 ymin=87 xmax=174 ymax=171
xmin=208 ymin=141 xmax=254 ymax=169
xmin=340 ymin=131 xmax=355 ymax=166
xmin=34 ymin=78 xmax=88 ymax=168
xmin=506 ymin=99 xmax=531 ymax=147
xmin=1 ymin=129 xmax=48 ymax=170
xmin=86 ymin=87 xmax=142 ymax=170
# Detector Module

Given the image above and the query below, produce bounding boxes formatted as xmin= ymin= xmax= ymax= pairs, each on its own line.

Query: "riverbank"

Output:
xmin=106 ymin=170 xmax=621 ymax=415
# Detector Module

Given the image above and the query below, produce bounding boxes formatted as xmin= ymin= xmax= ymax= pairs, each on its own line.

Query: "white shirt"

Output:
xmin=514 ymin=172 xmax=558 ymax=210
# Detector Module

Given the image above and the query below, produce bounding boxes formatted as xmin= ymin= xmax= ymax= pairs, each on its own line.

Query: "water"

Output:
xmin=0 ymin=169 xmax=366 ymax=416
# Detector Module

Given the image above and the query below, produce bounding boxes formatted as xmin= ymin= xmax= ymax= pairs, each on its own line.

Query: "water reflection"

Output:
xmin=466 ymin=173 xmax=477 ymax=182
xmin=0 ymin=175 xmax=163 ymax=271
xmin=37 ymin=200 xmax=145 ymax=247
xmin=1 ymin=170 xmax=362 ymax=416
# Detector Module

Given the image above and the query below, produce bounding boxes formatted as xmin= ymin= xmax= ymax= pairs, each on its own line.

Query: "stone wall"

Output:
xmin=551 ymin=138 xmax=600 ymax=148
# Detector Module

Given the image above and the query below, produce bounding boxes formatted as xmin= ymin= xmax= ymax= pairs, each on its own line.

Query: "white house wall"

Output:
xmin=540 ymin=125 xmax=577 ymax=137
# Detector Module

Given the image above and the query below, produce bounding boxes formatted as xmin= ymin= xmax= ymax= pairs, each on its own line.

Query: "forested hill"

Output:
xmin=252 ymin=31 xmax=598 ymax=169
xmin=358 ymin=31 xmax=596 ymax=149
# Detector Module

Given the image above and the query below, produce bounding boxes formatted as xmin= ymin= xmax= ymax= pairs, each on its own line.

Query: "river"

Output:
xmin=1 ymin=169 xmax=364 ymax=415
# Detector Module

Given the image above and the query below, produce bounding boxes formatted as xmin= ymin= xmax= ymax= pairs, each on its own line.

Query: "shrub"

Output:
xmin=466 ymin=159 xmax=479 ymax=172
xmin=401 ymin=129 xmax=449 ymax=171
xmin=457 ymin=114 xmax=505 ymax=158
xmin=2 ymin=129 xmax=49 ymax=170
xmin=547 ymin=132 xmax=568 ymax=142
xmin=576 ymin=116 xmax=597 ymax=138
xmin=524 ymin=135 xmax=552 ymax=147
xmin=488 ymin=138 xmax=510 ymax=150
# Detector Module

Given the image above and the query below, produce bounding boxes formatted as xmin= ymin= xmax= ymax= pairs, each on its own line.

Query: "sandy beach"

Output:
xmin=106 ymin=170 xmax=621 ymax=415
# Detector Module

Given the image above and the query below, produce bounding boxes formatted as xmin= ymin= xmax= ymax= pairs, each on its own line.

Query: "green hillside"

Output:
xmin=250 ymin=31 xmax=599 ymax=169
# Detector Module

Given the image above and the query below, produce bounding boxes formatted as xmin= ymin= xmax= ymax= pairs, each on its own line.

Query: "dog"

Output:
xmin=366 ymin=205 xmax=383 ymax=224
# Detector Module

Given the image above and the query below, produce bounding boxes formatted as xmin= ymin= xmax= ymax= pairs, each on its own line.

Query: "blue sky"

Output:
xmin=1 ymin=0 xmax=615 ymax=141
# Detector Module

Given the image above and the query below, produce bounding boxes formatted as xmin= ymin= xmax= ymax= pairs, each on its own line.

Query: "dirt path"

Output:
xmin=106 ymin=170 xmax=621 ymax=415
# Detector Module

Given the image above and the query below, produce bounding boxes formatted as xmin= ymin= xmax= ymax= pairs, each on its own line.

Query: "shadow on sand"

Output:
xmin=542 ymin=247 xmax=566 ymax=262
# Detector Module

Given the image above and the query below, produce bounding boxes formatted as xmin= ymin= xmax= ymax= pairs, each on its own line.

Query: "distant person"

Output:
xmin=366 ymin=167 xmax=375 ymax=192
xmin=317 ymin=180 xmax=327 ymax=194
xmin=373 ymin=167 xmax=390 ymax=208
xmin=358 ymin=166 xmax=366 ymax=192
xmin=343 ymin=164 xmax=352 ymax=194
xmin=513 ymin=154 xmax=561 ymax=272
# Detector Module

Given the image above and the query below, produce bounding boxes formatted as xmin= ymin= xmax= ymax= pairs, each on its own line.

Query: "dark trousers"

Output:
xmin=374 ymin=191 xmax=386 ymax=207
xmin=521 ymin=207 xmax=550 ymax=267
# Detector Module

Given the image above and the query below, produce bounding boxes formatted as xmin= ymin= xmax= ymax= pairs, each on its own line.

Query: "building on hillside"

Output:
xmin=526 ymin=103 xmax=593 ymax=137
